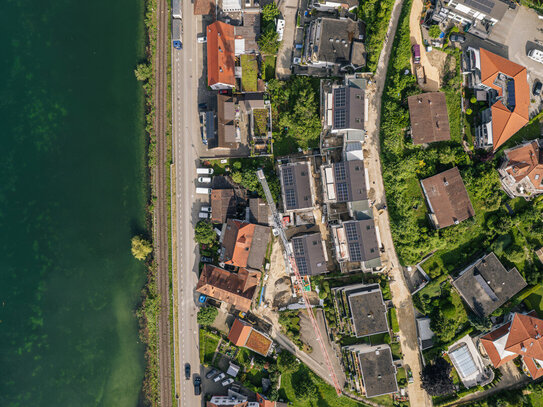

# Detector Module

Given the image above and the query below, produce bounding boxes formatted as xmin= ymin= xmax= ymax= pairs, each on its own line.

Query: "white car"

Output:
xmin=200 ymin=205 xmax=212 ymax=213
xmin=528 ymin=49 xmax=543 ymax=64
xmin=198 ymin=176 xmax=212 ymax=183
xmin=197 ymin=35 xmax=207 ymax=43
xmin=198 ymin=212 xmax=210 ymax=219
xmin=214 ymin=372 xmax=226 ymax=382
xmin=221 ymin=378 xmax=234 ymax=386
xmin=197 ymin=168 xmax=214 ymax=175
xmin=196 ymin=187 xmax=211 ymax=195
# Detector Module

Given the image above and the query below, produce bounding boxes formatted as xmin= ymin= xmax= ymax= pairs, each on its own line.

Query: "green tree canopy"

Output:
xmin=291 ymin=367 xmax=317 ymax=400
xmin=262 ymin=3 xmax=280 ymax=24
xmin=277 ymin=350 xmax=297 ymax=372
xmin=134 ymin=63 xmax=152 ymax=82
xmin=197 ymin=306 xmax=218 ymax=326
xmin=194 ymin=221 xmax=217 ymax=245
xmin=258 ymin=29 xmax=280 ymax=55
xmin=131 ymin=235 xmax=152 ymax=261
xmin=429 ymin=25 xmax=442 ymax=38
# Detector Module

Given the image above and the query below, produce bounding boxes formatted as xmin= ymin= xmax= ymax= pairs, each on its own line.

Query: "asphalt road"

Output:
xmin=171 ymin=1 xmax=205 ymax=405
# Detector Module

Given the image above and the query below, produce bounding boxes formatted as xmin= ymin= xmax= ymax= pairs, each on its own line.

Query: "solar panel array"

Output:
xmin=348 ymin=242 xmax=362 ymax=262
xmin=336 ymin=182 xmax=349 ymax=202
xmin=450 ymin=344 xmax=478 ymax=378
xmin=465 ymin=0 xmax=495 ymax=14
xmin=334 ymin=87 xmax=346 ymax=108
xmin=292 ymin=238 xmax=305 ymax=256
xmin=334 ymin=109 xmax=346 ymax=129
xmin=334 ymin=162 xmax=346 ymax=181
xmin=285 ymin=189 xmax=297 ymax=209
xmin=282 ymin=167 xmax=294 ymax=186
xmin=296 ymin=256 xmax=309 ymax=275
xmin=506 ymin=80 xmax=516 ymax=109
xmin=344 ymin=222 xmax=359 ymax=242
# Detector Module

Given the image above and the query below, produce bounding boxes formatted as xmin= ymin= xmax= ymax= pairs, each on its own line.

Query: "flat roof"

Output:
xmin=358 ymin=345 xmax=398 ymax=398
xmin=408 ymin=92 xmax=451 ymax=144
xmin=346 ymin=284 xmax=388 ymax=337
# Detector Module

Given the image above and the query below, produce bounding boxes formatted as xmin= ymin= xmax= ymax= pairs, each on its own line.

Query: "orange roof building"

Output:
xmin=468 ymin=48 xmax=529 ymax=151
xmin=498 ymin=139 xmax=543 ymax=198
xmin=207 ymin=21 xmax=236 ymax=90
xmin=196 ymin=264 xmax=260 ymax=312
xmin=220 ymin=219 xmax=270 ymax=270
xmin=481 ymin=311 xmax=543 ymax=380
xmin=228 ymin=318 xmax=273 ymax=356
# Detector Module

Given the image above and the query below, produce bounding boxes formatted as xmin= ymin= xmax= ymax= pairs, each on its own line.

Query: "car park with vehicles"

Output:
xmin=221 ymin=378 xmax=234 ymax=386
xmin=214 ymin=372 xmax=226 ymax=382
xmin=206 ymin=368 xmax=218 ymax=379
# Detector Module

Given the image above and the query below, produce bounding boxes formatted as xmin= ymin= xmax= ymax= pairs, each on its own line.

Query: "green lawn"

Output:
xmin=240 ymin=54 xmax=258 ymax=92
xmin=524 ymin=286 xmax=543 ymax=318
xmin=390 ymin=342 xmax=403 ymax=360
xmin=199 ymin=330 xmax=220 ymax=365
xmin=262 ymin=55 xmax=276 ymax=81
xmin=388 ymin=308 xmax=399 ymax=333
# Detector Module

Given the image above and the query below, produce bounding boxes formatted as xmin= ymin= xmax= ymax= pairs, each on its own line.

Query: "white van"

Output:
xmin=528 ymin=49 xmax=543 ymax=63
xmin=196 ymin=187 xmax=211 ymax=194
xmin=198 ymin=176 xmax=212 ymax=183
xmin=201 ymin=205 xmax=212 ymax=213
xmin=197 ymin=168 xmax=214 ymax=175
xmin=198 ymin=212 xmax=210 ymax=219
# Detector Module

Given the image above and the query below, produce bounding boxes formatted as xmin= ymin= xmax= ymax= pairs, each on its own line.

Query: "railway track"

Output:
xmin=154 ymin=0 xmax=172 ymax=404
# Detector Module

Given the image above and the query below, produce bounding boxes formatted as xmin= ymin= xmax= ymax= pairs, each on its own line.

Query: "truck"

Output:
xmin=197 ymin=167 xmax=214 ymax=175
xmin=172 ymin=0 xmax=182 ymax=19
xmin=412 ymin=44 xmax=421 ymax=64
xmin=415 ymin=64 xmax=426 ymax=85
xmin=172 ymin=18 xmax=182 ymax=50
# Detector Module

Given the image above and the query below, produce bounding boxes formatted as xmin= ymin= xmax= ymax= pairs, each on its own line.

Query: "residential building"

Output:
xmin=234 ymin=10 xmax=260 ymax=55
xmin=407 ymin=92 xmax=451 ymax=144
xmin=301 ymin=17 xmax=366 ymax=70
xmin=279 ymin=161 xmax=316 ymax=212
xmin=431 ymin=0 xmax=508 ymax=37
xmin=217 ymin=94 xmax=240 ymax=148
xmin=207 ymin=21 xmax=236 ymax=90
xmin=311 ymin=0 xmax=359 ymax=11
xmin=194 ymin=0 xmax=215 ymax=15
xmin=211 ymin=189 xmax=237 ymax=223
xmin=447 ymin=335 xmax=492 ymax=388
xmin=344 ymin=344 xmax=398 ymax=398
xmin=228 ymin=318 xmax=273 ymax=356
xmin=207 ymin=397 xmax=258 ymax=407
xmin=333 ymin=283 xmax=388 ymax=338
xmin=420 ymin=167 xmax=475 ymax=229
xmin=452 ymin=252 xmax=526 ymax=317
xmin=416 ymin=318 xmax=434 ymax=350
xmin=220 ymin=219 xmax=270 ymax=270
xmin=481 ymin=311 xmax=543 ymax=380
xmin=291 ymin=233 xmax=328 ymax=276
xmin=322 ymin=160 xmax=368 ymax=203
xmin=464 ymin=48 xmax=529 ymax=150
xmin=248 ymin=198 xmax=269 ymax=225
xmin=331 ymin=219 xmax=381 ymax=270
xmin=498 ymin=139 xmax=543 ymax=198
xmin=256 ymin=394 xmax=287 ymax=407
xmin=196 ymin=264 xmax=260 ymax=312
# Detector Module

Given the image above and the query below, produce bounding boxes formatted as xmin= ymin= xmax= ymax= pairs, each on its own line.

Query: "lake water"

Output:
xmin=0 ymin=0 xmax=148 ymax=405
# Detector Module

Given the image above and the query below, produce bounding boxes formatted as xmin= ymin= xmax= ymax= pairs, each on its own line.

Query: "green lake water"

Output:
xmin=0 ymin=0 xmax=148 ymax=406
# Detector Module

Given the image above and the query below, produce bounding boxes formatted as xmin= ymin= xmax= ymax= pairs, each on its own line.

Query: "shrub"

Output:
xmin=131 ymin=235 xmax=153 ymax=261
xmin=197 ymin=306 xmax=218 ymax=326
xmin=466 ymin=108 xmax=472 ymax=115
xmin=429 ymin=25 xmax=442 ymax=38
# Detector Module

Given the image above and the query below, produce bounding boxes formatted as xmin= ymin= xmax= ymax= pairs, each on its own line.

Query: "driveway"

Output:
xmin=276 ymin=0 xmax=300 ymax=79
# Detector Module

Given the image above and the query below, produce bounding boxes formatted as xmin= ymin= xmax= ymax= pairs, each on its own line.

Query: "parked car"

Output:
xmin=198 ymin=176 xmax=212 ymax=183
xmin=198 ymin=102 xmax=208 ymax=110
xmin=197 ymin=167 xmax=214 ymax=175
xmin=449 ymin=34 xmax=465 ymax=43
xmin=198 ymin=212 xmax=210 ymax=219
xmin=193 ymin=376 xmax=201 ymax=396
xmin=533 ymin=80 xmax=542 ymax=96
xmin=200 ymin=205 xmax=212 ymax=213
xmin=219 ymin=89 xmax=229 ymax=94
xmin=406 ymin=365 xmax=414 ymax=384
xmin=185 ymin=363 xmax=191 ymax=380
xmin=412 ymin=44 xmax=420 ymax=64
xmin=214 ymin=372 xmax=226 ymax=382
xmin=197 ymin=35 xmax=207 ymax=43
xmin=196 ymin=187 xmax=211 ymax=195
xmin=221 ymin=378 xmax=234 ymax=386
xmin=206 ymin=368 xmax=218 ymax=379
xmin=528 ymin=49 xmax=543 ymax=63
xmin=200 ymin=256 xmax=213 ymax=263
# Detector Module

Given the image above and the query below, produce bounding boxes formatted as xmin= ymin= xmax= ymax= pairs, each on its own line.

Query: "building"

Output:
xmin=291 ymin=233 xmax=328 ymax=276
xmin=481 ymin=312 xmax=543 ymax=380
xmin=407 ymin=92 xmax=451 ymax=144
xmin=301 ymin=17 xmax=366 ymax=70
xmin=211 ymin=189 xmax=237 ymax=223
xmin=498 ymin=139 xmax=543 ymax=199
xmin=248 ymin=198 xmax=269 ymax=225
xmin=228 ymin=318 xmax=273 ymax=356
xmin=420 ymin=167 xmax=475 ymax=229
xmin=279 ymin=161 xmax=316 ymax=212
xmin=331 ymin=219 xmax=381 ymax=269
xmin=207 ymin=21 xmax=236 ymax=90
xmin=217 ymin=94 xmax=240 ymax=148
xmin=464 ymin=48 xmax=529 ymax=150
xmin=344 ymin=344 xmax=398 ymax=398
xmin=322 ymin=160 xmax=368 ymax=203
xmin=194 ymin=0 xmax=215 ymax=15
xmin=234 ymin=10 xmax=260 ymax=55
xmin=452 ymin=252 xmax=526 ymax=317
xmin=416 ymin=318 xmax=434 ymax=350
xmin=447 ymin=335 xmax=492 ymax=388
xmin=311 ymin=0 xmax=359 ymax=11
xmin=333 ymin=283 xmax=388 ymax=338
xmin=207 ymin=397 xmax=258 ymax=407
xmin=220 ymin=219 xmax=270 ymax=270
xmin=196 ymin=264 xmax=261 ymax=312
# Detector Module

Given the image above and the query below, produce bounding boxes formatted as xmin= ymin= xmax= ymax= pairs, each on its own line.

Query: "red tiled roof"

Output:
xmin=522 ymin=357 xmax=543 ymax=379
xmin=481 ymin=321 xmax=516 ymax=368
xmin=504 ymin=313 xmax=543 ymax=361
xmin=228 ymin=318 xmax=273 ymax=356
xmin=228 ymin=318 xmax=252 ymax=346
xmin=504 ymin=141 xmax=543 ymax=189
xmin=479 ymin=49 xmax=529 ymax=151
xmin=207 ymin=21 xmax=235 ymax=88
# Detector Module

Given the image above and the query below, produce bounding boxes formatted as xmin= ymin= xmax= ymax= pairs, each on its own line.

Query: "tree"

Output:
xmin=258 ymin=29 xmax=280 ymax=55
xmin=277 ymin=350 xmax=297 ymax=372
xmin=197 ymin=306 xmax=218 ymax=326
xmin=291 ymin=368 xmax=317 ymax=399
xmin=421 ymin=357 xmax=455 ymax=396
xmin=470 ymin=96 xmax=477 ymax=104
xmin=466 ymin=108 xmax=473 ymax=115
xmin=131 ymin=235 xmax=152 ymax=261
xmin=467 ymin=312 xmax=493 ymax=332
xmin=194 ymin=220 xmax=217 ymax=245
xmin=429 ymin=25 xmax=442 ymax=39
xmin=262 ymin=3 xmax=280 ymax=24
xmin=134 ymin=63 xmax=152 ymax=82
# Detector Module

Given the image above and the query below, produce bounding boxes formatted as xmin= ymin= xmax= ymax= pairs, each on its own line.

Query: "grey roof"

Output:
xmin=345 ymin=284 xmax=388 ymax=337
xmin=417 ymin=318 xmax=435 ymax=350
xmin=234 ymin=11 xmax=260 ymax=54
xmin=280 ymin=162 xmax=314 ymax=211
xmin=343 ymin=219 xmax=380 ymax=263
xmin=313 ymin=17 xmax=365 ymax=66
xmin=332 ymin=86 xmax=365 ymax=131
xmin=408 ymin=92 xmax=451 ymax=144
xmin=217 ymin=94 xmax=238 ymax=148
xmin=333 ymin=160 xmax=367 ymax=202
xmin=452 ymin=252 xmax=527 ymax=317
xmin=291 ymin=233 xmax=327 ymax=276
xmin=248 ymin=198 xmax=269 ymax=225
xmin=247 ymin=224 xmax=271 ymax=270
xmin=452 ymin=0 xmax=508 ymax=21
xmin=357 ymin=344 xmax=398 ymax=398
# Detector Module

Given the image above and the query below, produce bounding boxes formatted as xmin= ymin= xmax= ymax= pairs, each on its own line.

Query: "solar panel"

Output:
xmin=282 ymin=167 xmax=294 ymax=186
xmin=293 ymin=238 xmax=305 ymax=256
xmin=285 ymin=189 xmax=297 ymax=209
xmin=334 ymin=162 xmax=346 ymax=181
xmin=336 ymin=182 xmax=349 ymax=202
xmin=465 ymin=0 xmax=493 ymax=14
xmin=334 ymin=87 xmax=346 ymax=108
xmin=449 ymin=344 xmax=478 ymax=378
xmin=344 ymin=222 xmax=359 ymax=242
xmin=334 ymin=109 xmax=346 ymax=129
xmin=348 ymin=242 xmax=362 ymax=262
xmin=296 ymin=256 xmax=309 ymax=275
xmin=506 ymin=80 xmax=516 ymax=109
